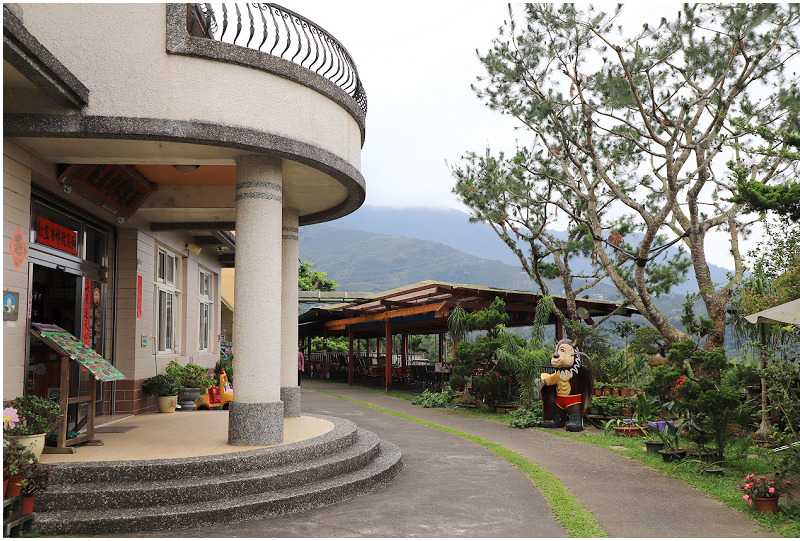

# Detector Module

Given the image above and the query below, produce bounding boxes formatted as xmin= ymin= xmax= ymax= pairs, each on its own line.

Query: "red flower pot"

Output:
xmin=3 ymin=478 xmax=7 ymax=498
xmin=752 ymin=497 xmax=779 ymax=514
xmin=20 ymin=494 xmax=35 ymax=515
xmin=6 ymin=475 xmax=23 ymax=497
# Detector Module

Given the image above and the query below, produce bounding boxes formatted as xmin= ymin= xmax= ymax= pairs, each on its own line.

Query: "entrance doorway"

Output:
xmin=27 ymin=265 xmax=113 ymax=432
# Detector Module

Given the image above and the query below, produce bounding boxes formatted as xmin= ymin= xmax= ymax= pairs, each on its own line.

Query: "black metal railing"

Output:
xmin=190 ymin=3 xmax=367 ymax=117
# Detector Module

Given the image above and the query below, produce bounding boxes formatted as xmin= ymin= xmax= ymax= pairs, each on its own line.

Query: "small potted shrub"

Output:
xmin=166 ymin=361 xmax=211 ymax=411
xmin=3 ymin=439 xmax=37 ymax=498
xmin=142 ymin=373 xmax=180 ymax=413
xmin=19 ymin=460 xmax=49 ymax=514
xmin=3 ymin=396 xmax=63 ymax=458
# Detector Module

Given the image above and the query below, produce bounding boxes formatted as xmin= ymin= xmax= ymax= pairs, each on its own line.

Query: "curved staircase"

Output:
xmin=34 ymin=415 xmax=402 ymax=534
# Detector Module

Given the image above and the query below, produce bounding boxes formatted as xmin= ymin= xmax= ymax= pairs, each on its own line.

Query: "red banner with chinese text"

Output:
xmin=137 ymin=275 xmax=143 ymax=318
xmin=36 ymin=217 xmax=77 ymax=255
xmin=83 ymin=279 xmax=91 ymax=346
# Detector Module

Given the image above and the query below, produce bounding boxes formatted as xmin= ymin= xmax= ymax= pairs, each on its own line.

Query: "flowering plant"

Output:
xmin=740 ymin=473 xmax=790 ymax=503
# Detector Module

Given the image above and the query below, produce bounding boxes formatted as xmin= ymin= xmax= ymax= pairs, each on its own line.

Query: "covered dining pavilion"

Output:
xmin=298 ymin=280 xmax=637 ymax=391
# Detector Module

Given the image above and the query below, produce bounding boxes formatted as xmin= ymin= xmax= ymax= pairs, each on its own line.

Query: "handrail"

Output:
xmin=192 ymin=3 xmax=367 ymax=117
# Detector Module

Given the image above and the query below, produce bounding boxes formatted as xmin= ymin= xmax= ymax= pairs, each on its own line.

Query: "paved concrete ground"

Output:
xmin=77 ymin=381 xmax=775 ymax=538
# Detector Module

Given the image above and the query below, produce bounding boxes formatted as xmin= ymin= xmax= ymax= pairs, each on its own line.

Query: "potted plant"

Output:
xmin=740 ymin=473 xmax=790 ymax=514
xmin=3 ymin=439 xmax=37 ymax=498
xmin=142 ymin=373 xmax=180 ymax=413
xmin=166 ymin=360 xmax=211 ymax=411
xmin=632 ymin=394 xmax=663 ymax=452
xmin=656 ymin=420 xmax=686 ymax=462
xmin=3 ymin=396 xmax=63 ymax=458
xmin=19 ymin=460 xmax=49 ymax=515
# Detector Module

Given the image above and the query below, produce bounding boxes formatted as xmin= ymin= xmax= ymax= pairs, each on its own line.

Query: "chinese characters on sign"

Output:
xmin=83 ymin=280 xmax=92 ymax=346
xmin=8 ymin=226 xmax=28 ymax=271
xmin=136 ymin=275 xmax=143 ymax=318
xmin=36 ymin=217 xmax=77 ymax=256
xmin=58 ymin=164 xmax=153 ymax=221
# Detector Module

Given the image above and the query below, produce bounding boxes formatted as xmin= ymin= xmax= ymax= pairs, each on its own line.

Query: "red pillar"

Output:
xmin=348 ymin=325 xmax=354 ymax=385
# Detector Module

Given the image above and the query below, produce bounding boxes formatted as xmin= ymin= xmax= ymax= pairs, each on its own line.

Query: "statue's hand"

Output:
xmin=540 ymin=373 xmax=549 ymax=383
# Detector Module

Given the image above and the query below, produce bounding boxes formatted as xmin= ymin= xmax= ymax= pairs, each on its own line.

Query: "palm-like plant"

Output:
xmin=496 ymin=296 xmax=553 ymax=405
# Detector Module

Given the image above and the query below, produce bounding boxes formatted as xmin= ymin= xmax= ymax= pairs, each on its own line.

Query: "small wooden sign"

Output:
xmin=58 ymin=164 xmax=153 ymax=222
xmin=35 ymin=216 xmax=77 ymax=255
xmin=30 ymin=322 xmax=125 ymax=381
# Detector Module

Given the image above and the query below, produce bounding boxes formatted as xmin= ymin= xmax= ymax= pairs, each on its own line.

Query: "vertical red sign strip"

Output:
xmin=83 ymin=279 xmax=91 ymax=345
xmin=136 ymin=275 xmax=143 ymax=318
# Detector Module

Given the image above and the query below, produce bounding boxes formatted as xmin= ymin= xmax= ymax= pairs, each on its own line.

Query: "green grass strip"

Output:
xmin=311 ymin=387 xmax=607 ymax=538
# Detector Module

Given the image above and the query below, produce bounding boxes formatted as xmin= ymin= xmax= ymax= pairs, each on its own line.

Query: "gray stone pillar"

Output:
xmin=280 ymin=207 xmax=301 ymax=417
xmin=228 ymin=156 xmax=284 ymax=445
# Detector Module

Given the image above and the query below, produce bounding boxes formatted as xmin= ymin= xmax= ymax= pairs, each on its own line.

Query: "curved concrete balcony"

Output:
xmin=3 ymin=3 xmax=366 ymax=226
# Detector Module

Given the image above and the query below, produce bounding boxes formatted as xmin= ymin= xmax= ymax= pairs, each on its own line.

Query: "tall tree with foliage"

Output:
xmin=298 ymin=260 xmax=338 ymax=292
xmin=453 ymin=4 xmax=800 ymax=351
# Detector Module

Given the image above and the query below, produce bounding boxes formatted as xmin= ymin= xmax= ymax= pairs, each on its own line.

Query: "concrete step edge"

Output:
xmin=36 ymin=440 xmax=403 ymax=535
xmin=37 ymin=429 xmax=380 ymax=512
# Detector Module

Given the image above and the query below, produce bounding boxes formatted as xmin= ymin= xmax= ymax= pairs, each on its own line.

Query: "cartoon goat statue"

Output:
xmin=540 ymin=338 xmax=593 ymax=432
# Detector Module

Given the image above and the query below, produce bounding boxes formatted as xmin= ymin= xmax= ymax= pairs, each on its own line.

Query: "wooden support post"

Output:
xmin=555 ymin=316 xmax=563 ymax=341
xmin=438 ymin=333 xmax=444 ymax=364
xmin=57 ymin=356 xmax=69 ymax=448
xmin=348 ymin=325 xmax=354 ymax=386
xmin=384 ymin=318 xmax=392 ymax=391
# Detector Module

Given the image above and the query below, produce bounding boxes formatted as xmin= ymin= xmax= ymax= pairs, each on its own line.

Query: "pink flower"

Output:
xmin=769 ymin=487 xmax=775 ymax=494
xmin=743 ymin=495 xmax=749 ymax=500
xmin=744 ymin=483 xmax=752 ymax=490
xmin=3 ymin=407 xmax=19 ymax=430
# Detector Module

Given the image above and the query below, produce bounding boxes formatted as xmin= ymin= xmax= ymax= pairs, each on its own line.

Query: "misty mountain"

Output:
xmin=329 ymin=205 xmax=732 ymax=296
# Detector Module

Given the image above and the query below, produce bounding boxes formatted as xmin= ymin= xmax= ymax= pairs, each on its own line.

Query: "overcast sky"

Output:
xmin=276 ymin=2 xmax=767 ymax=271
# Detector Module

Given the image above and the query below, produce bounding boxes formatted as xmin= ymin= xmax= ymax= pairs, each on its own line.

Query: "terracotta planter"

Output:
xmin=16 ymin=433 xmax=47 ymax=459
xmin=20 ymin=494 xmax=35 ymax=515
xmin=611 ymin=388 xmax=620 ymax=396
xmin=612 ymin=425 xmax=646 ymax=437
xmin=603 ymin=387 xmax=612 ymax=396
xmin=6 ymin=475 xmax=23 ymax=497
xmin=752 ymin=497 xmax=779 ymax=514
xmin=156 ymin=396 xmax=178 ymax=413
xmin=593 ymin=388 xmax=602 ymax=397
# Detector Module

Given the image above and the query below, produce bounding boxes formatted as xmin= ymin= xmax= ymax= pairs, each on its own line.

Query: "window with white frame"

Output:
xmin=198 ymin=269 xmax=213 ymax=351
xmin=156 ymin=247 xmax=181 ymax=354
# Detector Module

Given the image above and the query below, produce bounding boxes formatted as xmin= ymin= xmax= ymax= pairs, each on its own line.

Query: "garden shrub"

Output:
xmin=412 ymin=386 xmax=454 ymax=408
xmin=509 ymin=401 xmax=543 ymax=428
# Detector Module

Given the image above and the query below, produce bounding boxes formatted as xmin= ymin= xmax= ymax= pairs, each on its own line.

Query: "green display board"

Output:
xmin=30 ymin=322 xmax=126 ymax=381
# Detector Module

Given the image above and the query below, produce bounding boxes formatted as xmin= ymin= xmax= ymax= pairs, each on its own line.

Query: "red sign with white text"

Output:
xmin=83 ymin=280 xmax=91 ymax=346
xmin=36 ymin=217 xmax=77 ymax=255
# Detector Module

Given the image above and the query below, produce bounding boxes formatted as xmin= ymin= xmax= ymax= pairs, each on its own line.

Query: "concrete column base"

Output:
xmin=280 ymin=387 xmax=301 ymax=418
xmin=228 ymin=401 xmax=284 ymax=445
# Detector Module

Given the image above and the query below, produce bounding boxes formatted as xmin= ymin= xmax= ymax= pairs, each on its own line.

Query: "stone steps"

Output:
xmin=35 ymin=416 xmax=403 ymax=534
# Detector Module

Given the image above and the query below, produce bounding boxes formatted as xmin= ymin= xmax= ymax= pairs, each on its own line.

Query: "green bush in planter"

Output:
xmin=4 ymin=395 xmax=64 ymax=436
xmin=142 ymin=374 xmax=181 ymax=397
xmin=166 ymin=360 xmax=210 ymax=390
